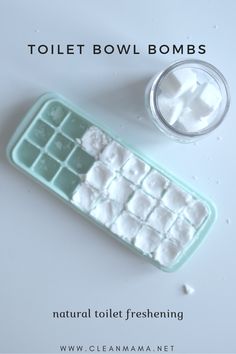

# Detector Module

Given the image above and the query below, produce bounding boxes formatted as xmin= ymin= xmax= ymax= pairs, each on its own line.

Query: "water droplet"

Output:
xmin=217 ymin=136 xmax=223 ymax=141
xmin=213 ymin=24 xmax=219 ymax=30
xmin=216 ymin=179 xmax=220 ymax=185
xmin=193 ymin=142 xmax=198 ymax=146
xmin=192 ymin=175 xmax=198 ymax=181
xmin=137 ymin=115 xmax=143 ymax=121
xmin=186 ymin=35 xmax=191 ymax=40
xmin=225 ymin=218 xmax=231 ymax=225
xmin=34 ymin=29 xmax=40 ymax=33
xmin=119 ymin=124 xmax=124 ymax=129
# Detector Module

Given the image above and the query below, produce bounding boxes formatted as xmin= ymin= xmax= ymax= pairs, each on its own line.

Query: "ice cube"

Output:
xmin=127 ymin=189 xmax=156 ymax=220
xmin=147 ymin=204 xmax=176 ymax=233
xmin=158 ymin=94 xmax=184 ymax=125
xmin=154 ymin=239 xmax=181 ymax=267
xmin=81 ymin=126 xmax=110 ymax=157
xmin=184 ymin=200 xmax=209 ymax=228
xmin=160 ymin=68 xmax=197 ymax=98
xmin=90 ymin=198 xmax=122 ymax=227
xmin=122 ymin=156 xmax=150 ymax=184
xmin=72 ymin=183 xmax=99 ymax=211
xmin=190 ymin=82 xmax=222 ymax=117
xmin=107 ymin=176 xmax=134 ymax=204
xmin=100 ymin=141 xmax=131 ymax=170
xmin=167 ymin=217 xmax=195 ymax=247
xmin=111 ymin=211 xmax=141 ymax=242
xmin=162 ymin=184 xmax=191 ymax=213
xmin=86 ymin=161 xmax=115 ymax=190
xmin=142 ymin=170 xmax=169 ymax=199
xmin=134 ymin=225 xmax=162 ymax=254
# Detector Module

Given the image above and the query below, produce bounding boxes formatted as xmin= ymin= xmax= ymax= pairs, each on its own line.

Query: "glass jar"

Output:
xmin=145 ymin=59 xmax=230 ymax=143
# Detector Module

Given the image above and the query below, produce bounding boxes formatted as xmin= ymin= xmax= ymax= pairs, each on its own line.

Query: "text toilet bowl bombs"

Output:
xmin=27 ymin=43 xmax=206 ymax=55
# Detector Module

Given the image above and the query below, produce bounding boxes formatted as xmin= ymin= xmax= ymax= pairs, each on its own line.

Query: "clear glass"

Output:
xmin=145 ymin=59 xmax=230 ymax=143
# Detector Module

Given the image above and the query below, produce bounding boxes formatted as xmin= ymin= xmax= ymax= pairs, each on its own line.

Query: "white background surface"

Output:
xmin=0 ymin=0 xmax=236 ymax=353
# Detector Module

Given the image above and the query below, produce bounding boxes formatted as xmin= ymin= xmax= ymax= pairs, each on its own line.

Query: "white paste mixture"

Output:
xmin=72 ymin=126 xmax=209 ymax=268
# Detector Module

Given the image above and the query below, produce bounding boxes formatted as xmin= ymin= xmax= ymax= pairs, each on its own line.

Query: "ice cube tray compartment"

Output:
xmin=42 ymin=101 xmax=68 ymax=127
xmin=54 ymin=168 xmax=80 ymax=196
xmin=68 ymin=147 xmax=95 ymax=174
xmin=7 ymin=93 xmax=216 ymax=272
xmin=61 ymin=113 xmax=90 ymax=140
xmin=14 ymin=140 xmax=40 ymax=167
xmin=28 ymin=119 xmax=54 ymax=147
xmin=9 ymin=98 xmax=94 ymax=199
xmin=48 ymin=133 xmax=74 ymax=161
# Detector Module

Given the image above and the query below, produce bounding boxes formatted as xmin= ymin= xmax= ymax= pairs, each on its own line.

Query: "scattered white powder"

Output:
xmin=167 ymin=217 xmax=195 ymax=247
xmin=122 ymin=156 xmax=150 ymax=184
xmin=107 ymin=176 xmax=134 ymax=204
xmin=154 ymin=239 xmax=181 ymax=267
xmin=134 ymin=226 xmax=162 ymax=254
xmin=162 ymin=184 xmax=191 ymax=213
xmin=111 ymin=211 xmax=141 ymax=242
xmin=86 ymin=161 xmax=115 ymax=190
xmin=160 ymin=68 xmax=197 ymax=98
xmin=90 ymin=199 xmax=122 ymax=227
xmin=142 ymin=170 xmax=169 ymax=198
xmin=72 ymin=183 xmax=99 ymax=211
xmin=127 ymin=189 xmax=156 ymax=220
xmin=184 ymin=200 xmax=209 ymax=228
xmin=183 ymin=284 xmax=195 ymax=295
xmin=148 ymin=204 xmax=176 ymax=233
xmin=81 ymin=126 xmax=110 ymax=157
xmin=100 ymin=141 xmax=131 ymax=170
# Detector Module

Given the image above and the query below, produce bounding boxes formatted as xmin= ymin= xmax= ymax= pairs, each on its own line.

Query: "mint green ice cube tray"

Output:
xmin=7 ymin=93 xmax=217 ymax=272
